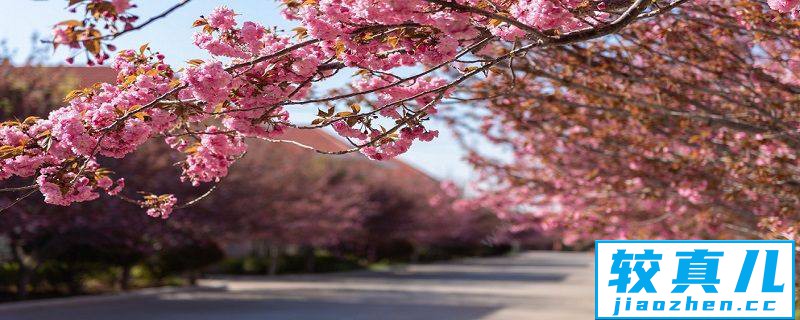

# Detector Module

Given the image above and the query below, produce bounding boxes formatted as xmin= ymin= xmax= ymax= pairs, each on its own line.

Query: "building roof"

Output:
xmin=58 ymin=66 xmax=438 ymax=187
xmin=58 ymin=67 xmax=119 ymax=88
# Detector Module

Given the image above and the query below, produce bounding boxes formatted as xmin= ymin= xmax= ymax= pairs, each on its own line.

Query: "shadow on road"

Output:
xmin=1 ymin=294 xmax=501 ymax=320
xmin=0 ymin=251 xmax=595 ymax=320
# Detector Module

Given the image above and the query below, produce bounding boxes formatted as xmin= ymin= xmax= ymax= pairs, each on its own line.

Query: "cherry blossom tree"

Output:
xmin=0 ymin=58 xmax=77 ymax=298
xmin=7 ymin=0 xmax=790 ymax=216
xmin=0 ymin=49 xmax=501 ymax=297
xmin=449 ymin=1 xmax=800 ymax=243
xmin=190 ymin=144 xmax=369 ymax=274
xmin=184 ymin=140 xmax=493 ymax=271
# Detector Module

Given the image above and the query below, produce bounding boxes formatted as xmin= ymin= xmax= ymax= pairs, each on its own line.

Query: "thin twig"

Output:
xmin=45 ymin=0 xmax=193 ymax=44
xmin=423 ymin=0 xmax=548 ymax=41
xmin=176 ymin=183 xmax=220 ymax=209
xmin=0 ymin=189 xmax=36 ymax=214
xmin=637 ymin=0 xmax=691 ymax=19
xmin=0 ymin=184 xmax=37 ymax=193
xmin=226 ymin=39 xmax=321 ymax=71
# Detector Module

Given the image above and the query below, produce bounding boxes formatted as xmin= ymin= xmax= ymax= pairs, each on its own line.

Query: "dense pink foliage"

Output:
xmin=1 ymin=0 xmax=797 ymax=218
xmin=455 ymin=3 xmax=800 ymax=244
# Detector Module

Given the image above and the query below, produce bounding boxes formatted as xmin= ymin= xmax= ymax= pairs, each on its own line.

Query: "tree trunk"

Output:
xmin=303 ymin=246 xmax=316 ymax=273
xmin=409 ymin=245 xmax=420 ymax=264
xmin=119 ymin=265 xmax=132 ymax=291
xmin=552 ymin=239 xmax=563 ymax=251
xmin=511 ymin=240 xmax=521 ymax=254
xmin=9 ymin=237 xmax=33 ymax=299
xmin=367 ymin=245 xmax=377 ymax=263
xmin=267 ymin=244 xmax=281 ymax=276
xmin=65 ymin=267 xmax=82 ymax=296
xmin=186 ymin=271 xmax=198 ymax=286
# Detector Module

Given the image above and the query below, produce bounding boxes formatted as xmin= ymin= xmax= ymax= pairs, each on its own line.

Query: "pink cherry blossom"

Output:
xmin=767 ymin=0 xmax=800 ymax=12
xmin=144 ymin=194 xmax=177 ymax=219
xmin=182 ymin=61 xmax=233 ymax=107
xmin=207 ymin=6 xmax=237 ymax=30
xmin=36 ymin=166 xmax=100 ymax=206
xmin=179 ymin=127 xmax=247 ymax=186
xmin=111 ymin=0 xmax=132 ymax=13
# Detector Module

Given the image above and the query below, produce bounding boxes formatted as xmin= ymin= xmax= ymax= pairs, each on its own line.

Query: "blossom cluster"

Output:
xmin=768 ymin=0 xmax=800 ymax=12
xmin=0 ymin=46 xmax=174 ymax=209
xmin=283 ymin=0 xmax=616 ymax=67
xmin=169 ymin=127 xmax=247 ymax=186
xmin=183 ymin=6 xmax=452 ymax=161
xmin=52 ymin=0 xmax=139 ymax=65
xmin=142 ymin=194 xmax=178 ymax=219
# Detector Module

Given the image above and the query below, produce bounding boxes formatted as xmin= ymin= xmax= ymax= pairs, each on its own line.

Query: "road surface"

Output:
xmin=0 ymin=251 xmax=594 ymax=320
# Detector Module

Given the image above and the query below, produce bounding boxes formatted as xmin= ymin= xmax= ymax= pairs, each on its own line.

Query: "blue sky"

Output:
xmin=0 ymin=0 xmax=507 ymax=184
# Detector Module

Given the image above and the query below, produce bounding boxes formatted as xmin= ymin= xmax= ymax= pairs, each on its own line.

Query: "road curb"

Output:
xmin=0 ymin=286 xmax=223 ymax=311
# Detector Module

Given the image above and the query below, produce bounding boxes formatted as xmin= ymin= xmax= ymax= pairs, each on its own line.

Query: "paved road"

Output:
xmin=0 ymin=251 xmax=594 ymax=320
